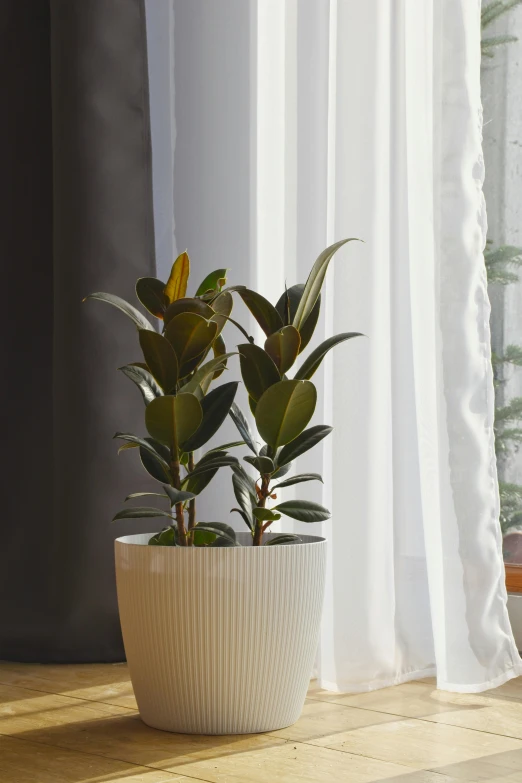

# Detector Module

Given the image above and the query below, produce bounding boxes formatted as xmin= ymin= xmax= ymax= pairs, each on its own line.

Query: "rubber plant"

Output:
xmin=85 ymin=253 xmax=245 ymax=547
xmin=227 ymin=238 xmax=363 ymax=546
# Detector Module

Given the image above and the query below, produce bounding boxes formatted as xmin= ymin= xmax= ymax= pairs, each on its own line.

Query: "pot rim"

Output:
xmin=115 ymin=531 xmax=326 ymax=548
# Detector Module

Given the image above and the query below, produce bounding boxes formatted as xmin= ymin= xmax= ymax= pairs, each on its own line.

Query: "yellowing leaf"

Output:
xmin=165 ymin=251 xmax=190 ymax=304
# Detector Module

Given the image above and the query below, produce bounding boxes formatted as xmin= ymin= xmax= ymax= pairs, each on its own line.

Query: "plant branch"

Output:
xmin=170 ymin=448 xmax=188 ymax=546
xmin=187 ymin=452 xmax=196 ymax=545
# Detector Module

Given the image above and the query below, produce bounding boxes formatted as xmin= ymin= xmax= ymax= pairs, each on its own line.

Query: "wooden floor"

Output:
xmin=0 ymin=665 xmax=522 ymax=783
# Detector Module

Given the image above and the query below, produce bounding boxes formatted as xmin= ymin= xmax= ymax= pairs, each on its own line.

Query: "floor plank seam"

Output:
xmin=0 ymin=679 xmax=138 ymax=711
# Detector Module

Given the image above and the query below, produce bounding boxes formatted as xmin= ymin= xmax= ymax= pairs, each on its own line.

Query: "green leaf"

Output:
xmin=112 ymin=506 xmax=175 ymax=522
xmin=205 ymin=440 xmax=245 ymax=454
xmin=255 ymin=379 xmax=317 ymax=449
xmin=210 ymin=291 xmax=233 ymax=336
xmin=264 ymin=326 xmax=301 ymax=374
xmin=210 ymin=334 xmax=228 ymax=381
xmin=195 ymin=522 xmax=238 ymax=546
xmin=248 ymin=396 xmax=257 ymax=416
xmin=183 ymin=467 xmax=218 ymax=496
xmin=293 ymin=238 xmax=361 ymax=331
xmin=277 ymin=424 xmax=333 ymax=468
xmin=228 ymin=286 xmax=283 ymax=336
xmin=83 ymin=292 xmax=154 ymax=331
xmin=148 ymin=527 xmax=176 ymax=546
xmin=231 ymin=507 xmax=254 ymax=532
xmin=164 ymin=297 xmax=214 ymax=326
xmin=294 ymin=332 xmax=364 ymax=381
xmin=163 ymin=485 xmax=196 ymax=505
xmin=165 ymin=312 xmax=218 ymax=376
xmin=232 ymin=472 xmax=255 ymax=525
xmin=145 ymin=394 xmax=203 ymax=449
xmin=274 ymin=499 xmax=330 ymax=522
xmin=183 ymin=381 xmax=239 ymax=451
xmin=140 ymin=446 xmax=172 ymax=484
xmin=244 ymin=455 xmax=275 ymax=474
xmin=114 ymin=432 xmax=171 ymax=472
xmin=252 ymin=507 xmax=281 ymax=522
xmin=238 ymin=343 xmax=281 ymax=401
xmin=125 ymin=491 xmax=170 ymax=501
xmin=118 ymin=364 xmax=163 ymax=405
xmin=264 ymin=534 xmax=301 ymax=546
xmin=271 ymin=461 xmax=293 ymax=479
xmin=164 ymin=251 xmax=190 ymax=304
xmin=229 ymin=403 xmax=258 ymax=454
xmin=181 ymin=352 xmax=236 ymax=395
xmin=138 ymin=330 xmax=179 ymax=392
xmin=275 ymin=285 xmax=321 ymax=353
xmin=272 ymin=473 xmax=323 ymax=490
xmin=196 ymin=268 xmax=229 ymax=297
xmin=193 ymin=528 xmax=217 ymax=546
xmin=136 ymin=277 xmax=168 ymax=318
xmin=186 ymin=454 xmax=239 ymax=480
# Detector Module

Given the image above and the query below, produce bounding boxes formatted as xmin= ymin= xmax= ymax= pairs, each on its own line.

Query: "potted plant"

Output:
xmin=86 ymin=239 xmax=361 ymax=734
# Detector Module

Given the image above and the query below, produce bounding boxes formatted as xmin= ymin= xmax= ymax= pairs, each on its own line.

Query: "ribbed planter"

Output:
xmin=115 ymin=532 xmax=327 ymax=734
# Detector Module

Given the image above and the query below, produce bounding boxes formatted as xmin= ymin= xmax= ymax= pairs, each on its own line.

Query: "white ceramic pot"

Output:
xmin=115 ymin=532 xmax=327 ymax=734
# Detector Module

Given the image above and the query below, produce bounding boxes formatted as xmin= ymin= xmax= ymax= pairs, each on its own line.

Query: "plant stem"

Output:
xmin=170 ymin=450 xmax=188 ymax=546
xmin=187 ymin=452 xmax=196 ymax=546
xmin=253 ymin=475 xmax=270 ymax=546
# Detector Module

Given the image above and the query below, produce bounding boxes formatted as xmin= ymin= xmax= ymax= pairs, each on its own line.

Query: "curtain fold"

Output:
xmin=0 ymin=0 xmax=157 ymax=662
xmin=146 ymin=0 xmax=522 ymax=691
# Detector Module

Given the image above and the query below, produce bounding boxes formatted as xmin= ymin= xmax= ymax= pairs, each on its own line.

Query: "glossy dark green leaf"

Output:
xmin=274 ymin=499 xmax=331 ymax=522
xmin=145 ymin=394 xmax=203 ymax=448
xmin=118 ymin=364 xmax=163 ymax=405
xmin=140 ymin=447 xmax=172 ymax=484
xmin=205 ymin=440 xmax=245 ymax=454
xmin=264 ymin=326 xmax=301 ymax=374
xmin=231 ymin=507 xmax=254 ymax=532
xmin=232 ymin=462 xmax=258 ymax=497
xmin=125 ymin=491 xmax=170 ymax=501
xmin=163 ymin=485 xmax=196 ymax=505
xmin=232 ymin=472 xmax=254 ymax=525
xmin=195 ymin=522 xmax=238 ymax=546
xmin=181 ymin=352 xmax=236 ymax=394
xmin=270 ymin=460 xmax=293 ymax=479
xmin=165 ymin=312 xmax=218 ymax=376
xmin=148 ymin=527 xmax=176 ymax=546
xmin=248 ymin=396 xmax=257 ymax=416
xmin=277 ymin=425 xmax=333 ymax=468
xmin=195 ymin=268 xmax=228 ymax=297
xmin=138 ymin=330 xmax=179 ymax=392
xmin=243 ymin=455 xmax=275 ymax=474
xmin=255 ymin=380 xmax=317 ymax=449
xmin=183 ymin=467 xmax=218 ymax=495
xmin=210 ymin=291 xmax=233 ymax=336
xmin=163 ymin=296 xmax=215 ymax=326
xmin=263 ymin=534 xmax=301 ymax=546
xmin=112 ymin=506 xmax=174 ymax=522
xmin=114 ymin=432 xmax=170 ymax=473
xmin=186 ymin=454 xmax=239 ymax=480
xmin=238 ymin=343 xmax=280 ymax=401
xmin=275 ymin=285 xmax=321 ymax=353
xmin=229 ymin=402 xmax=258 ymax=454
xmin=210 ymin=334 xmax=227 ymax=381
xmin=293 ymin=238 xmax=361 ymax=330
xmin=252 ymin=507 xmax=281 ymax=522
xmin=83 ymin=292 xmax=154 ymax=331
xmin=228 ymin=286 xmax=283 ymax=336
xmin=294 ymin=332 xmax=364 ymax=381
xmin=183 ymin=381 xmax=239 ymax=452
xmin=272 ymin=473 xmax=323 ymax=490
xmin=136 ymin=277 xmax=168 ymax=318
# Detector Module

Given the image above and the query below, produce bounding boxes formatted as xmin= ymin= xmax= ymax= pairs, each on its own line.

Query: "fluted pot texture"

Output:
xmin=115 ymin=532 xmax=327 ymax=734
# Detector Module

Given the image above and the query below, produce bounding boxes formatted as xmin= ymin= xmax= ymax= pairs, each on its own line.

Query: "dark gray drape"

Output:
xmin=0 ymin=0 xmax=157 ymax=662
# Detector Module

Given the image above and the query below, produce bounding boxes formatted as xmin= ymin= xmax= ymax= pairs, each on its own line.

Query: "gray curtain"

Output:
xmin=0 ymin=0 xmax=157 ymax=662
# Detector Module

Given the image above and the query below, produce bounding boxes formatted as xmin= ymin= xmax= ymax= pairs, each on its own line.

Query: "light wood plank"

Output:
xmin=0 ymin=662 xmax=136 ymax=709
xmin=312 ymin=716 xmax=522 ymax=770
xmin=0 ymin=734 xmax=198 ymax=783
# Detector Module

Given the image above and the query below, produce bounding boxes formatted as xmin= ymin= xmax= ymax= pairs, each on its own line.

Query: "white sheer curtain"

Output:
xmin=145 ymin=0 xmax=522 ymax=692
